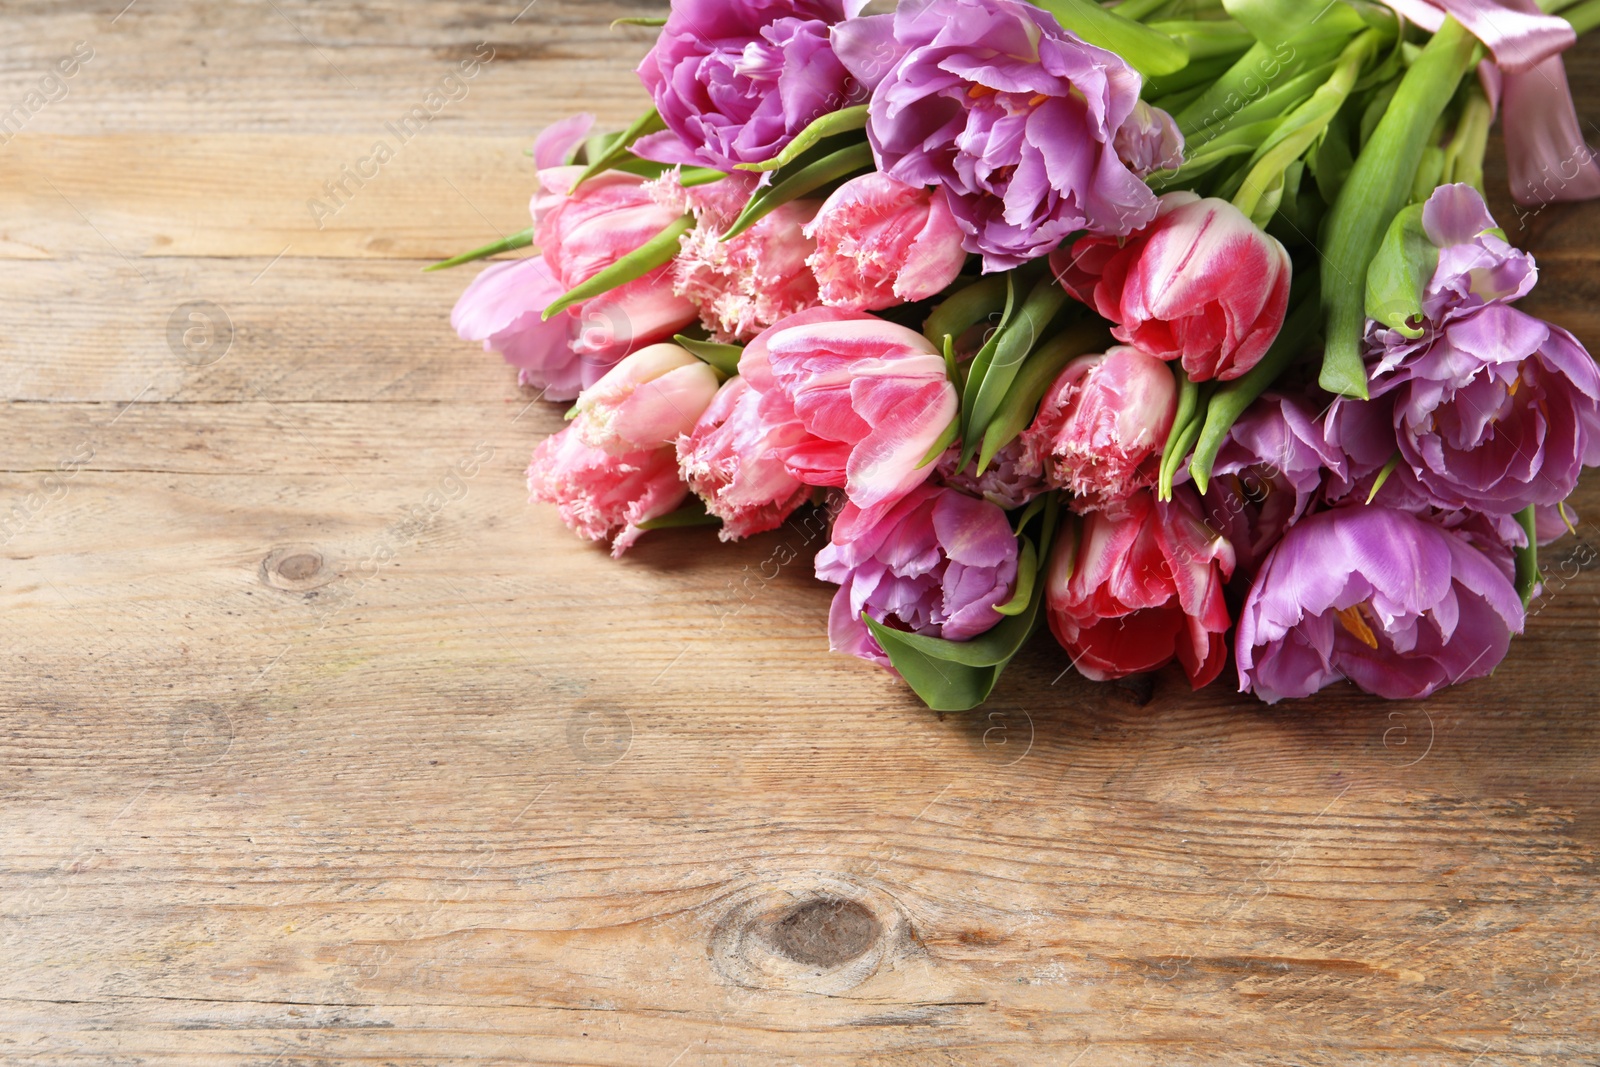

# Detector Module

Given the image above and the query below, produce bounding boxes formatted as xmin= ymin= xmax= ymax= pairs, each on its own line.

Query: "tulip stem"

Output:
xmin=573 ymin=108 xmax=667 ymax=190
xmin=1319 ymin=17 xmax=1478 ymax=399
xmin=1442 ymin=88 xmax=1494 ymax=193
xmin=924 ymin=276 xmax=1010 ymax=355
xmin=1516 ymin=507 xmax=1542 ymax=609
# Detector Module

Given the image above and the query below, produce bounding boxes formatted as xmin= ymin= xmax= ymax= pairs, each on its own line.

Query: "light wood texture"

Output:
xmin=3 ymin=3 xmax=1600 ymax=1064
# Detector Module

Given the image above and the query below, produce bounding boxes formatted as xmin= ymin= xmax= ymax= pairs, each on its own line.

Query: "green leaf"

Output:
xmin=542 ymin=215 xmax=693 ymax=320
xmin=1321 ymin=17 xmax=1476 ymax=399
xmin=423 ymin=227 xmax=534 ymax=273
xmin=573 ymin=108 xmax=667 ymax=189
xmin=611 ymin=16 xmax=667 ymax=27
xmin=1148 ymin=19 xmax=1255 ymax=61
xmin=864 ymin=498 xmax=1061 ymax=712
xmin=722 ymin=141 xmax=874 ymax=241
xmin=916 ymin=417 xmax=961 ymax=471
xmin=993 ymin=536 xmax=1039 ymax=617
xmin=962 ymin=279 xmax=1069 ymax=472
xmin=1159 ymin=365 xmax=1202 ymax=501
xmin=1032 ymin=0 xmax=1190 ymax=77
xmin=1220 ymin=0 xmax=1366 ymax=45
xmin=976 ymin=321 xmax=1110 ymax=474
xmin=1364 ymin=203 xmax=1438 ymax=339
xmin=957 ymin=274 xmax=1021 ymax=470
xmin=924 ymin=276 xmax=1008 ymax=353
xmin=737 ymin=106 xmax=870 ymax=173
xmin=1365 ymin=451 xmax=1404 ymax=504
xmin=673 ymin=335 xmax=743 ymax=379
xmin=636 ymin=496 xmax=722 ymax=532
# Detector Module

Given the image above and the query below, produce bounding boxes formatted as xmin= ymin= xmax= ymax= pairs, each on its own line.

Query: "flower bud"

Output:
xmin=572 ymin=343 xmax=721 ymax=456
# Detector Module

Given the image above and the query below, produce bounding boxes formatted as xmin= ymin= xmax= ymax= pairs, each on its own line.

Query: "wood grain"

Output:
xmin=3 ymin=2 xmax=1600 ymax=1065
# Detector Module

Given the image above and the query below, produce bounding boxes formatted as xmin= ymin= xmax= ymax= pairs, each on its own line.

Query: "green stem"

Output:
xmin=1442 ymin=88 xmax=1493 ymax=192
xmin=1560 ymin=0 xmax=1600 ymax=35
xmin=1319 ymin=17 xmax=1477 ymax=399
xmin=1516 ymin=507 xmax=1542 ymax=608
xmin=924 ymin=276 xmax=1008 ymax=351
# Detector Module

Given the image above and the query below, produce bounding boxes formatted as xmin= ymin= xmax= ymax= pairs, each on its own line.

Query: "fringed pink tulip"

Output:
xmin=527 ymin=425 xmax=688 ymax=558
xmin=571 ymin=343 xmax=721 ymax=456
xmin=677 ymin=377 xmax=813 ymax=541
xmin=804 ymin=174 xmax=968 ymax=311
xmin=1019 ymin=346 xmax=1178 ymax=514
xmin=742 ymin=307 xmax=960 ymax=542
xmin=656 ymin=174 xmax=822 ymax=342
xmin=1053 ymin=193 xmax=1292 ymax=382
xmin=1047 ymin=487 xmax=1236 ymax=688
xmin=817 ymin=484 xmax=1020 ymax=668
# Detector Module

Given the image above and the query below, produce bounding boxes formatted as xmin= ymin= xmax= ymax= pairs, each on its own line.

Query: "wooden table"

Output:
xmin=3 ymin=3 xmax=1599 ymax=1063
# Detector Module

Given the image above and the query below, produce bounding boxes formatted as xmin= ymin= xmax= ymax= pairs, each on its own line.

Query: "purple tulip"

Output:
xmin=1370 ymin=304 xmax=1600 ymax=514
xmin=1237 ymin=506 xmax=1525 ymax=704
xmin=817 ymin=484 xmax=1019 ymax=667
xmin=633 ymin=0 xmax=863 ymax=172
xmin=1197 ymin=393 xmax=1341 ymax=580
xmin=833 ymin=0 xmax=1161 ymax=272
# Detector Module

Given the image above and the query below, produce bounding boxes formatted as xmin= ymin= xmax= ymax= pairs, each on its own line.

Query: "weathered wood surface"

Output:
xmin=2 ymin=3 xmax=1599 ymax=1064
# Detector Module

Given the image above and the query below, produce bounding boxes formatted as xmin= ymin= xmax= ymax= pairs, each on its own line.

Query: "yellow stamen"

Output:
xmin=968 ymin=84 xmax=998 ymax=99
xmin=1028 ymin=93 xmax=1049 ymax=107
xmin=1336 ymin=605 xmax=1381 ymax=650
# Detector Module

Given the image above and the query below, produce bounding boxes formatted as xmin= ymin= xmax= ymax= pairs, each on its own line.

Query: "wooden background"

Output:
xmin=2 ymin=2 xmax=1599 ymax=1064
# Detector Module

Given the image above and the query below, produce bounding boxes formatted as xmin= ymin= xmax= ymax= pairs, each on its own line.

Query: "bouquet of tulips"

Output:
xmin=440 ymin=0 xmax=1600 ymax=711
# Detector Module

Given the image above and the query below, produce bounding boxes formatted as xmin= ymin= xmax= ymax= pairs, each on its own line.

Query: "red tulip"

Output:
xmin=1047 ymin=487 xmax=1236 ymax=688
xmin=1053 ymin=193 xmax=1291 ymax=382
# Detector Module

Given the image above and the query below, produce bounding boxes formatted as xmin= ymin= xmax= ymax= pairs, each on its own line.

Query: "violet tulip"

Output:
xmin=570 ymin=343 xmax=722 ymax=456
xmin=817 ymin=484 xmax=1019 ymax=667
xmin=1197 ymin=393 xmax=1341 ymax=580
xmin=937 ymin=440 xmax=1047 ymax=512
xmin=1054 ymin=193 xmax=1292 ymax=382
xmin=633 ymin=0 xmax=863 ymax=172
xmin=1018 ymin=346 xmax=1178 ymax=514
xmin=527 ymin=426 xmax=688 ymax=558
xmin=742 ymin=307 xmax=960 ymax=541
xmin=833 ymin=0 xmax=1162 ymax=271
xmin=1237 ymin=506 xmax=1525 ymax=704
xmin=805 ymin=174 xmax=969 ymax=311
xmin=1373 ymin=305 xmax=1600 ymax=515
xmin=677 ymin=377 xmax=813 ymax=541
xmin=1046 ymin=487 xmax=1236 ymax=688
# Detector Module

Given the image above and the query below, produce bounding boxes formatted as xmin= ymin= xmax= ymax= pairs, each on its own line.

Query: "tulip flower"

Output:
xmin=804 ymin=174 xmax=969 ymax=311
xmin=677 ymin=377 xmax=814 ymax=541
xmin=527 ymin=425 xmax=689 ymax=558
xmin=833 ymin=0 xmax=1161 ymax=271
xmin=817 ymin=484 xmax=1019 ymax=667
xmin=632 ymin=0 xmax=863 ymax=172
xmin=1114 ymin=100 xmax=1185 ymax=178
xmin=937 ymin=440 xmax=1047 ymax=512
xmin=658 ymin=174 xmax=822 ymax=342
xmin=451 ymin=255 xmax=589 ymax=401
xmin=1196 ymin=394 xmax=1340 ymax=580
xmin=742 ymin=307 xmax=960 ymax=541
xmin=1371 ymin=304 xmax=1600 ymax=515
xmin=570 ymin=343 xmax=722 ymax=456
xmin=1053 ymin=193 xmax=1292 ymax=382
xmin=1237 ymin=506 xmax=1525 ymax=703
xmin=1018 ymin=346 xmax=1178 ymax=514
xmin=1047 ymin=487 xmax=1236 ymax=688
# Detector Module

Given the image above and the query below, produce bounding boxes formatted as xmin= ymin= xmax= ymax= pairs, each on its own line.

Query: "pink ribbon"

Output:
xmin=1385 ymin=0 xmax=1600 ymax=207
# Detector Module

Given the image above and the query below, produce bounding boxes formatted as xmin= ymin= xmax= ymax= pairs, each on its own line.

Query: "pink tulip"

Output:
xmin=677 ymin=377 xmax=813 ymax=542
xmin=1019 ymin=346 xmax=1178 ymax=514
xmin=742 ymin=307 xmax=960 ymax=542
xmin=451 ymin=255 xmax=589 ymax=401
xmin=1501 ymin=55 xmax=1600 ymax=209
xmin=570 ymin=343 xmax=721 ymax=456
xmin=1047 ymin=487 xmax=1236 ymax=688
xmin=655 ymin=173 xmax=822 ymax=342
xmin=817 ymin=484 xmax=1019 ymax=668
xmin=535 ymin=166 xmax=699 ymax=372
xmin=527 ymin=425 xmax=688 ymax=558
xmin=804 ymin=174 xmax=969 ymax=312
xmin=1053 ymin=193 xmax=1291 ymax=382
